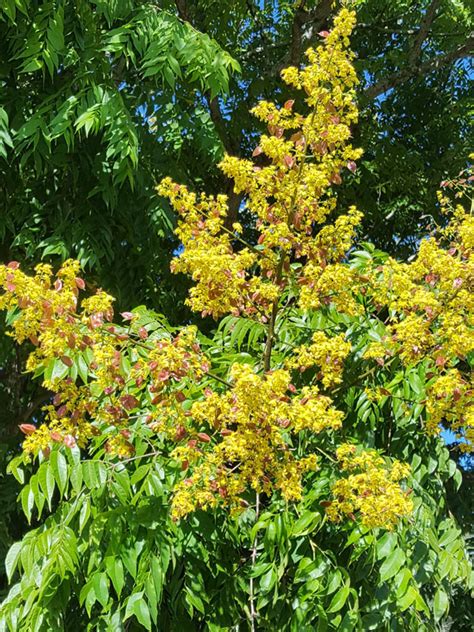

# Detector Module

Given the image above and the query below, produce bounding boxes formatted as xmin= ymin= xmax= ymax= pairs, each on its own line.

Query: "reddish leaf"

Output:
xmin=64 ymin=435 xmax=77 ymax=448
xmin=19 ymin=424 xmax=36 ymax=435
xmin=175 ymin=425 xmax=187 ymax=441
xmin=61 ymin=356 xmax=73 ymax=367
xmin=75 ymin=277 xmax=85 ymax=290
xmin=197 ymin=432 xmax=211 ymax=443
xmin=120 ymin=394 xmax=139 ymax=411
xmin=347 ymin=160 xmax=357 ymax=173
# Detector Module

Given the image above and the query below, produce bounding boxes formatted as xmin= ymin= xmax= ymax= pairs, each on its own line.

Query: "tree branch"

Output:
xmin=300 ymin=0 xmax=333 ymax=51
xmin=279 ymin=0 xmax=333 ymax=71
xmin=289 ymin=1 xmax=309 ymax=66
xmin=364 ymin=36 xmax=474 ymax=100
xmin=17 ymin=392 xmax=50 ymax=425
xmin=206 ymin=95 xmax=240 ymax=156
xmin=246 ymin=0 xmax=269 ymax=51
xmin=408 ymin=0 xmax=441 ymax=67
xmin=174 ymin=0 xmax=244 ymax=225
xmin=174 ymin=0 xmax=191 ymax=22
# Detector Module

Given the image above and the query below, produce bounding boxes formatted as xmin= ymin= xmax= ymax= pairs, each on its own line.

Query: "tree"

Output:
xmin=0 ymin=9 xmax=472 ymax=629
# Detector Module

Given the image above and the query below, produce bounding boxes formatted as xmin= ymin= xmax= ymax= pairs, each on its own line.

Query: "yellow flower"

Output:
xmin=287 ymin=331 xmax=351 ymax=388
xmin=327 ymin=445 xmax=413 ymax=529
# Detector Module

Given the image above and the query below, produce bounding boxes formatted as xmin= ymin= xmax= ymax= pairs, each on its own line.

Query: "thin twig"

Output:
xmin=111 ymin=450 xmax=161 ymax=466
xmin=249 ymin=491 xmax=260 ymax=632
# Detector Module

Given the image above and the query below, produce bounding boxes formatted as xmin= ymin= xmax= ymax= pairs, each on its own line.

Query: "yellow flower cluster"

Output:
xmin=358 ymin=209 xmax=473 ymax=450
xmin=22 ymin=380 xmax=96 ymax=456
xmin=368 ymin=212 xmax=474 ymax=365
xmin=0 ymin=260 xmax=79 ymax=344
xmin=157 ymin=177 xmax=279 ymax=318
xmin=159 ymin=8 xmax=363 ymax=320
xmin=220 ymin=10 xmax=363 ymax=262
xmin=299 ymin=263 xmax=362 ymax=315
xmin=287 ymin=331 xmax=351 ymax=388
xmin=0 ymin=259 xmax=210 ymax=458
xmin=425 ymin=370 xmax=473 ymax=451
xmin=170 ymin=363 xmax=342 ymax=519
xmin=326 ymin=444 xmax=413 ymax=529
xmin=105 ymin=432 xmax=135 ymax=459
xmin=303 ymin=206 xmax=363 ymax=261
xmin=363 ymin=341 xmax=391 ymax=364
xmin=457 ymin=214 xmax=474 ymax=250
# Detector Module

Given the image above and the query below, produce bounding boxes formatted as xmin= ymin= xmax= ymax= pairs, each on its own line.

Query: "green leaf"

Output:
xmin=125 ymin=593 xmax=151 ymax=630
xmin=394 ymin=568 xmax=412 ymax=599
xmin=93 ymin=572 xmax=109 ymax=608
xmin=5 ymin=542 xmax=22 ymax=582
xmin=150 ymin=556 xmax=163 ymax=603
xmin=38 ymin=462 xmax=55 ymax=509
xmin=376 ymin=532 xmax=397 ymax=560
xmin=433 ymin=587 xmax=449 ymax=621
xmin=79 ymin=497 xmax=91 ymax=533
xmin=7 ymin=456 xmax=25 ymax=484
xmin=325 ymin=570 xmax=342 ymax=595
xmin=380 ymin=548 xmax=406 ymax=582
xmin=259 ymin=566 xmax=277 ymax=593
xmin=52 ymin=358 xmax=70 ymax=382
xmin=82 ymin=461 xmax=107 ymax=489
xmin=291 ymin=511 xmax=320 ymax=537
xmin=249 ymin=561 xmax=273 ymax=578
xmin=397 ymin=585 xmax=418 ymax=611
xmin=340 ymin=610 xmax=358 ymax=631
xmin=112 ymin=467 xmax=131 ymax=503
xmin=20 ymin=485 xmax=35 ymax=522
xmin=50 ymin=450 xmax=68 ymax=496
xmin=105 ymin=556 xmax=124 ymax=598
xmin=70 ymin=462 xmax=83 ymax=493
xmin=77 ymin=354 xmax=89 ymax=383
xmin=185 ymin=589 xmax=205 ymax=615
xmin=327 ymin=582 xmax=350 ymax=613
xmin=316 ymin=605 xmax=329 ymax=631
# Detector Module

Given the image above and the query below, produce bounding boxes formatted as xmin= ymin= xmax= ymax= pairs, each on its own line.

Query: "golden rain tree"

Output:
xmin=0 ymin=8 xmax=472 ymax=631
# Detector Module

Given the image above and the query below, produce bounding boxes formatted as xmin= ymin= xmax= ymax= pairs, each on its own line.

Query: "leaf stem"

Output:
xmin=249 ymin=491 xmax=260 ymax=632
